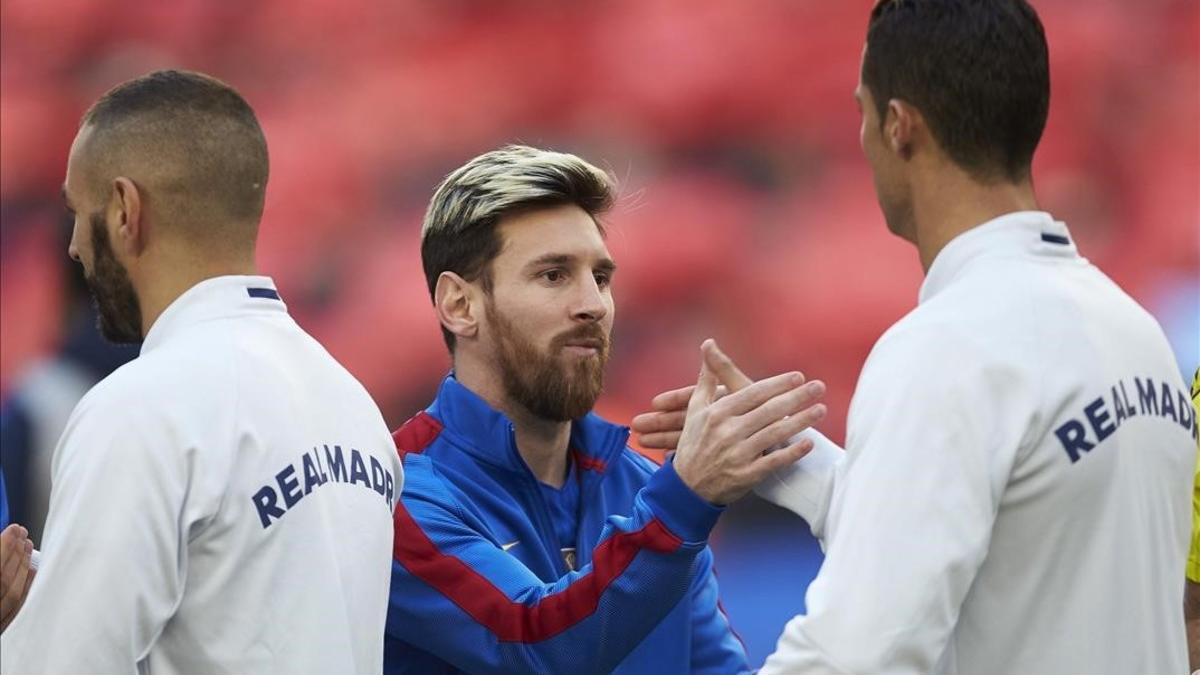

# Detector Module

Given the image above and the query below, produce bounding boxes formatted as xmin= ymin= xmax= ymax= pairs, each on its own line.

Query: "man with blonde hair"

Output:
xmin=384 ymin=145 xmax=828 ymax=673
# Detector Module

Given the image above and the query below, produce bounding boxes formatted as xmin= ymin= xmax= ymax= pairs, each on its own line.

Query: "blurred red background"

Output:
xmin=2 ymin=0 xmax=1197 ymax=662
xmin=3 ymin=0 xmax=1198 ymax=437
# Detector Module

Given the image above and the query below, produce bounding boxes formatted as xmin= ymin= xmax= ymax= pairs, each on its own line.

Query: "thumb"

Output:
xmin=688 ymin=340 xmax=719 ymax=413
xmin=703 ymin=339 xmax=756 ymax=392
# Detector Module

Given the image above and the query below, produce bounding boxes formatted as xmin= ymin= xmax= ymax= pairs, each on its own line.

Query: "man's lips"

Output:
xmin=561 ymin=337 xmax=605 ymax=356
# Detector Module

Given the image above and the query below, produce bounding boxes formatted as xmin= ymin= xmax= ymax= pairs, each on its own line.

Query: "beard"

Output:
xmin=487 ymin=302 xmax=610 ymax=422
xmin=86 ymin=212 xmax=143 ymax=344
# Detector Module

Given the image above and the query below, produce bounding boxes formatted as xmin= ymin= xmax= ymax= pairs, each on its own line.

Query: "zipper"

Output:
xmin=574 ymin=425 xmax=629 ymax=570
xmin=509 ymin=424 xmax=571 ymax=577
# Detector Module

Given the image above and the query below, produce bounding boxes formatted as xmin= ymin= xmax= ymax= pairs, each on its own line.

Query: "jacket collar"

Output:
xmin=427 ymin=374 xmax=630 ymax=477
xmin=141 ymin=275 xmax=285 ymax=355
xmin=920 ymin=211 xmax=1080 ymax=305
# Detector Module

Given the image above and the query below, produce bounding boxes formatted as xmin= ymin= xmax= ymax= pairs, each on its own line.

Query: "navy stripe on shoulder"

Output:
xmin=1040 ymin=233 xmax=1070 ymax=245
xmin=247 ymin=287 xmax=281 ymax=300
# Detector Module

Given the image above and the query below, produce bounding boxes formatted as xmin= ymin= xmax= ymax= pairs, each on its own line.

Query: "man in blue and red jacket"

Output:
xmin=384 ymin=145 xmax=828 ymax=674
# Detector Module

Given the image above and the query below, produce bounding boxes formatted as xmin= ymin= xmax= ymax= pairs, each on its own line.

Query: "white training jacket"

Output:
xmin=1 ymin=275 xmax=403 ymax=675
xmin=755 ymin=212 xmax=1194 ymax=674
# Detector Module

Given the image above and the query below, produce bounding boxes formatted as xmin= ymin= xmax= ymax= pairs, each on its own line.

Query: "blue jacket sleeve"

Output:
xmin=0 ymin=465 xmax=9 ymax=530
xmin=687 ymin=547 xmax=751 ymax=673
xmin=386 ymin=456 xmax=722 ymax=675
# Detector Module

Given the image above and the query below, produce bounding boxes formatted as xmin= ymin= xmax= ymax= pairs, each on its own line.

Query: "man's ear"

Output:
xmin=884 ymin=99 xmax=919 ymax=161
xmin=110 ymin=176 xmax=145 ymax=256
xmin=434 ymin=271 xmax=481 ymax=343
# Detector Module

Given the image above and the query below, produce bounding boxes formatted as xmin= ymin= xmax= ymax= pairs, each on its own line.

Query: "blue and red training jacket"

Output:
xmin=384 ymin=375 xmax=749 ymax=674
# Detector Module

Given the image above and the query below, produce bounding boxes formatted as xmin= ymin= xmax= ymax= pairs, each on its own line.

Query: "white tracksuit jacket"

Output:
xmin=756 ymin=212 xmax=1194 ymax=674
xmin=1 ymin=276 xmax=403 ymax=674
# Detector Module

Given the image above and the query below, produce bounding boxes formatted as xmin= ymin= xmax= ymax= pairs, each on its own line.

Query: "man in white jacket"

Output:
xmin=634 ymin=1 xmax=1195 ymax=672
xmin=0 ymin=69 xmax=403 ymax=674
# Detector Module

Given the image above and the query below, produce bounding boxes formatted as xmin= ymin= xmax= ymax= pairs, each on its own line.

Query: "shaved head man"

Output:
xmin=1 ymin=70 xmax=403 ymax=675
xmin=64 ymin=69 xmax=268 ymax=342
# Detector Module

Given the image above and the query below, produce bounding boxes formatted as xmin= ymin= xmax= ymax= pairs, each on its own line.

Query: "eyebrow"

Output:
xmin=526 ymin=253 xmax=618 ymax=273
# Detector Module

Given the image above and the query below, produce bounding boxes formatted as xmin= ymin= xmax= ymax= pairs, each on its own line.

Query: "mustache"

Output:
xmin=552 ymin=324 xmax=610 ymax=352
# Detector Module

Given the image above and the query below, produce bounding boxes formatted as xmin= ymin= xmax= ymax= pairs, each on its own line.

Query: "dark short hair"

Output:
xmin=863 ymin=0 xmax=1050 ymax=182
xmin=421 ymin=145 xmax=615 ymax=351
xmin=82 ymin=69 xmax=269 ymax=226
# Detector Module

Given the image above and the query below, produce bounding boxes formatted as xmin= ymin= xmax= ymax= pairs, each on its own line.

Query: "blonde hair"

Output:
xmin=420 ymin=145 xmax=616 ymax=350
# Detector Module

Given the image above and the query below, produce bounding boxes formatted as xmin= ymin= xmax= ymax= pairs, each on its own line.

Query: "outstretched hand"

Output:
xmin=669 ymin=340 xmax=826 ymax=505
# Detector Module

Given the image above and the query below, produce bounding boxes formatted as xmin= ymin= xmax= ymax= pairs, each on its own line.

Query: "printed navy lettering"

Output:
xmin=370 ymin=456 xmax=387 ymax=497
xmin=1111 ymin=387 xmax=1128 ymax=427
xmin=252 ymin=486 xmax=285 ymax=528
xmin=1055 ymin=419 xmax=1094 ymax=463
xmin=1084 ymin=397 xmax=1116 ymax=444
xmin=1057 ymin=377 xmax=1196 ymax=466
xmin=326 ymin=445 xmax=347 ymax=482
xmin=1160 ymin=383 xmax=1177 ymax=423
xmin=1119 ymin=381 xmax=1137 ymax=418
xmin=253 ymin=445 xmax=394 ymax=528
xmin=317 ymin=447 xmax=330 ymax=482
xmin=277 ymin=465 xmax=303 ymax=508
xmin=1136 ymin=378 xmax=1158 ymax=415
xmin=1179 ymin=391 xmax=1196 ymax=435
xmin=302 ymin=452 xmax=323 ymax=495
xmin=350 ymin=449 xmax=371 ymax=488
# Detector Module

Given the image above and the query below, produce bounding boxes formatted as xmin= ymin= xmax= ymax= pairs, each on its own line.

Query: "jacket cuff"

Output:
xmin=641 ymin=458 xmax=724 ymax=543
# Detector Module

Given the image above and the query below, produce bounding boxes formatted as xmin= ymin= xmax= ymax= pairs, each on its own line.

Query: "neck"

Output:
xmin=453 ymin=354 xmax=573 ymax=488
xmin=135 ymin=245 xmax=257 ymax=337
xmin=909 ymin=166 xmax=1040 ymax=272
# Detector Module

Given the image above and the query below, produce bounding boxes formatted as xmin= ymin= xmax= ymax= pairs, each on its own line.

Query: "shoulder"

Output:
xmin=53 ymin=364 xmax=193 ymax=481
xmin=853 ymin=295 xmax=1036 ymax=437
xmin=865 ymin=302 xmax=988 ymax=385
xmin=91 ymin=337 xmax=239 ymax=405
xmin=393 ymin=452 xmax=477 ymax=535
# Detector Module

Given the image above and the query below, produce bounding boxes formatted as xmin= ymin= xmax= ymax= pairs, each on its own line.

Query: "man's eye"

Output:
xmin=594 ymin=272 xmax=611 ymax=288
xmin=543 ymin=269 xmax=565 ymax=283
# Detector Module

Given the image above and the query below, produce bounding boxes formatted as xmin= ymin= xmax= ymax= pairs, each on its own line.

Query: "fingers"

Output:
xmin=0 ymin=525 xmax=26 ymax=583
xmin=736 ymin=380 xmax=827 ymax=441
xmin=637 ymin=431 xmax=682 ymax=450
xmin=751 ymin=436 xmax=818 ymax=475
xmin=742 ymin=399 xmax=828 ymax=456
xmin=713 ymin=370 xmax=805 ymax=418
xmin=702 ymin=340 xmax=756 ymax=392
xmin=22 ymin=566 xmax=36 ymax=599
xmin=0 ymin=533 xmax=32 ymax=629
xmin=8 ymin=541 xmax=32 ymax=601
xmin=631 ymin=409 xmax=686 ymax=435
xmin=649 ymin=385 xmax=696 ymax=413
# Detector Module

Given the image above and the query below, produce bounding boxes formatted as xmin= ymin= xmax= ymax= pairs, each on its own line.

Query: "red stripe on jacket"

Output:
xmin=570 ymin=448 xmax=608 ymax=474
xmin=393 ymin=503 xmax=683 ymax=642
xmin=393 ymin=412 xmax=444 ymax=457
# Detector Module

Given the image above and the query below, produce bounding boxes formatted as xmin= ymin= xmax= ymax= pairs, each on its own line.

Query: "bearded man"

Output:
xmin=0 ymin=70 xmax=403 ymax=674
xmin=384 ymin=145 xmax=828 ymax=674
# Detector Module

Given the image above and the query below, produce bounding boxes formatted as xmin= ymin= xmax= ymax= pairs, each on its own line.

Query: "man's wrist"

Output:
xmin=641 ymin=458 xmax=724 ymax=543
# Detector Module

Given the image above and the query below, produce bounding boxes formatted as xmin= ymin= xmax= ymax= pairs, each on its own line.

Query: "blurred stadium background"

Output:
xmin=1 ymin=0 xmax=1197 ymax=663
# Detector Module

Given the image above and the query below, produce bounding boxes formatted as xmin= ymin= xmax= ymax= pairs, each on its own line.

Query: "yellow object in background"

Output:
xmin=1188 ymin=367 xmax=1200 ymax=583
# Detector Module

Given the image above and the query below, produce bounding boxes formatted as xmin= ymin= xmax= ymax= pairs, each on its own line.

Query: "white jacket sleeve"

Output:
xmin=1 ymin=390 xmax=194 ymax=674
xmin=753 ymin=429 xmax=844 ymax=540
xmin=760 ymin=332 xmax=1014 ymax=674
